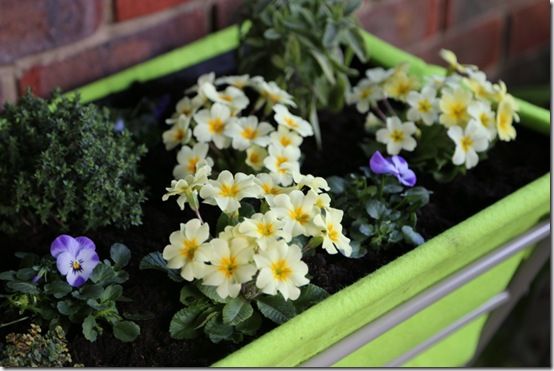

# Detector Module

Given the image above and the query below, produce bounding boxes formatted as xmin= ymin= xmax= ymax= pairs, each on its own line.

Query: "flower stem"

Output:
xmin=0 ymin=316 xmax=30 ymax=329
xmin=194 ymin=207 xmax=204 ymax=223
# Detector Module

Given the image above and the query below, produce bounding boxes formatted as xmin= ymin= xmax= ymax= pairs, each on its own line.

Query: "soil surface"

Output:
xmin=0 ymin=56 xmax=550 ymax=366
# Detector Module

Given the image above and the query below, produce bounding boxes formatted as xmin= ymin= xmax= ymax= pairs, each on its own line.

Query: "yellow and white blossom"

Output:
xmin=186 ymin=72 xmax=215 ymax=94
xmin=173 ymin=143 xmax=214 ymax=179
xmin=447 ymin=121 xmax=489 ymax=169
xmin=162 ymin=115 xmax=192 ymax=150
xmin=202 ymin=83 xmax=249 ymax=113
xmin=406 ymin=86 xmax=439 ymax=126
xmin=225 ymin=116 xmax=274 ymax=150
xmin=269 ymin=126 xmax=303 ymax=149
xmin=269 ymin=190 xmax=319 ymax=238
xmin=263 ymin=144 xmax=301 ymax=186
xmin=199 ymin=171 xmax=261 ymax=214
xmin=238 ymin=211 xmax=286 ymax=250
xmin=439 ymin=88 xmax=472 ymax=127
xmin=348 ymin=79 xmax=383 ymax=113
xmin=162 ymin=164 xmax=211 ymax=210
xmin=376 ymin=117 xmax=417 ymax=155
xmin=163 ymin=219 xmax=210 ymax=281
xmin=201 ymin=237 xmax=257 ymax=299
xmin=273 ymin=104 xmax=313 ymax=137
xmin=215 ymin=74 xmax=250 ymax=90
xmin=253 ymin=241 xmax=309 ymax=301
xmin=314 ymin=192 xmax=331 ymax=210
xmin=254 ymin=173 xmax=284 ymax=199
xmin=245 ymin=145 xmax=268 ymax=171
xmin=193 ymin=103 xmax=231 ymax=149
xmin=166 ymin=96 xmax=200 ymax=125
xmin=465 ymin=70 xmax=494 ymax=100
xmin=314 ymin=208 xmax=352 ymax=257
xmin=439 ymin=49 xmax=477 ymax=74
xmin=384 ymin=66 xmax=419 ymax=101
xmin=467 ymin=101 xmax=496 ymax=140
xmin=292 ymin=173 xmax=330 ymax=193
xmin=257 ymin=80 xmax=296 ymax=107
xmin=365 ymin=67 xmax=394 ymax=84
xmin=496 ymin=97 xmax=518 ymax=141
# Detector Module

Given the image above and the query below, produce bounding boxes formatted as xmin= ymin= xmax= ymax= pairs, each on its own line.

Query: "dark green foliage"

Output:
xmin=0 ymin=91 xmax=147 ymax=235
xmin=328 ymin=167 xmax=430 ymax=256
xmin=0 ymin=324 xmax=77 ymax=367
xmin=239 ymin=0 xmax=368 ymax=142
xmin=0 ymin=244 xmax=140 ymax=343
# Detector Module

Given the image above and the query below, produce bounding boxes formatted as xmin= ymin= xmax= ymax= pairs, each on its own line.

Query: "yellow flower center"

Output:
xmin=275 ymin=156 xmax=288 ymax=174
xmin=262 ymin=183 xmax=280 ymax=195
xmin=180 ymin=239 xmax=199 ymax=261
xmin=217 ymin=256 xmax=238 ymax=278
xmin=271 ymin=259 xmax=292 ymax=281
xmin=241 ymin=127 xmax=257 ymax=140
xmin=360 ymin=87 xmax=373 ymax=99
xmin=208 ymin=118 xmax=225 ymax=134
xmin=389 ymin=129 xmax=405 ymax=143
xmin=248 ymin=152 xmax=260 ymax=164
xmin=256 ymin=222 xmax=274 ymax=237
xmin=268 ymin=93 xmax=281 ymax=104
xmin=479 ymin=113 xmax=492 ymax=128
xmin=187 ymin=156 xmax=199 ymax=174
xmin=289 ymin=207 xmax=309 ymax=225
xmin=180 ymin=106 xmax=192 ymax=115
xmin=284 ymin=116 xmax=299 ymax=129
xmin=498 ymin=111 xmax=511 ymax=132
xmin=327 ymin=223 xmax=339 ymax=242
xmin=219 ymin=183 xmax=239 ymax=197
xmin=279 ymin=135 xmax=292 ymax=147
xmin=72 ymin=260 xmax=82 ymax=271
xmin=174 ymin=129 xmax=185 ymax=141
xmin=449 ymin=102 xmax=466 ymax=121
xmin=220 ymin=94 xmax=233 ymax=102
xmin=418 ymin=99 xmax=432 ymax=113
xmin=460 ymin=136 xmax=474 ymax=152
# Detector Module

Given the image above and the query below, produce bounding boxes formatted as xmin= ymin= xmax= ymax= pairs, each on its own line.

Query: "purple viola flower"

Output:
xmin=50 ymin=235 xmax=100 ymax=288
xmin=370 ymin=150 xmax=417 ymax=187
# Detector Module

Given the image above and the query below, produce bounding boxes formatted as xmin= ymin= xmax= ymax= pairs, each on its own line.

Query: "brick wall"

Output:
xmin=0 ymin=0 xmax=549 ymax=106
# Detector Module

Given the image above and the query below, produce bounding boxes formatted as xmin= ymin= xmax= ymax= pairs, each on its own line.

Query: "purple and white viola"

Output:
xmin=369 ymin=150 xmax=417 ymax=187
xmin=50 ymin=235 xmax=100 ymax=288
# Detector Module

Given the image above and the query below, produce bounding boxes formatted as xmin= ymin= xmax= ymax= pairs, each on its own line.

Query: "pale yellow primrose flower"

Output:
xmin=263 ymin=144 xmax=301 ymax=186
xmin=447 ymin=121 xmax=489 ymax=169
xmin=225 ymin=116 xmax=274 ymax=150
xmin=185 ymin=72 xmax=215 ymax=94
xmin=273 ymin=104 xmax=313 ymax=137
xmin=292 ymin=173 xmax=330 ymax=193
xmin=439 ymin=49 xmax=477 ymax=74
xmin=348 ymin=78 xmax=383 ymax=113
xmin=365 ymin=67 xmax=394 ymax=84
xmin=465 ymin=70 xmax=494 ymax=100
xmin=406 ymin=86 xmax=439 ymax=126
xmin=496 ymin=97 xmax=518 ymax=141
xmin=162 ymin=164 xmax=211 ymax=210
xmin=238 ymin=211 xmax=286 ymax=250
xmin=163 ymin=219 xmax=210 ymax=281
xmin=254 ymin=173 xmax=285 ymax=199
xmin=269 ymin=126 xmax=303 ymax=149
xmin=173 ymin=142 xmax=214 ymax=179
xmin=269 ymin=190 xmax=319 ymax=238
xmin=199 ymin=170 xmax=261 ymax=214
xmin=162 ymin=115 xmax=192 ymax=150
xmin=314 ymin=192 xmax=331 ymax=210
xmin=384 ymin=66 xmax=419 ymax=101
xmin=257 ymin=80 xmax=296 ymax=107
xmin=166 ymin=96 xmax=200 ymax=124
xmin=253 ymin=240 xmax=309 ymax=301
xmin=245 ymin=145 xmax=268 ymax=171
xmin=202 ymin=82 xmax=249 ymax=113
xmin=193 ymin=103 xmax=232 ymax=149
xmin=314 ymin=208 xmax=352 ymax=257
xmin=215 ymin=74 xmax=250 ymax=90
xmin=467 ymin=101 xmax=496 ymax=140
xmin=376 ymin=117 xmax=417 ymax=155
xmin=201 ymin=237 xmax=257 ymax=299
xmin=439 ymin=88 xmax=472 ymax=127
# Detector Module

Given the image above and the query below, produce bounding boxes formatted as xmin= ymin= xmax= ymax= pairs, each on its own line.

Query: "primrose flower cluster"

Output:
xmin=347 ymin=50 xmax=520 ymax=172
xmin=163 ymin=170 xmax=351 ymax=301
xmin=163 ymin=73 xmax=313 ymax=184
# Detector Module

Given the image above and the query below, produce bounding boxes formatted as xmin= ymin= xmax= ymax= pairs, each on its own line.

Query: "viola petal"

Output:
xmin=399 ymin=168 xmax=417 ymax=187
xmin=75 ymin=236 xmax=96 ymax=252
xmin=50 ymin=235 xmax=79 ymax=258
xmin=66 ymin=271 xmax=86 ymax=288
xmin=369 ymin=151 xmax=396 ymax=175
xmin=56 ymin=251 xmax=73 ymax=275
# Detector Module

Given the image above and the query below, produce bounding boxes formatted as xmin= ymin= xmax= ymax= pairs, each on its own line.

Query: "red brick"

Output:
xmin=409 ymin=13 xmax=505 ymax=72
xmin=0 ymin=0 xmax=103 ymax=64
xmin=214 ymin=0 xmax=244 ymax=30
xmin=356 ymin=0 xmax=445 ymax=48
xmin=18 ymin=6 xmax=209 ymax=97
xmin=114 ymin=0 xmax=192 ymax=21
xmin=508 ymin=0 xmax=550 ymax=57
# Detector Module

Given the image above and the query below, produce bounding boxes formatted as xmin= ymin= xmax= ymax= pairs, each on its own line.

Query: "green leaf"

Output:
xmin=139 ymin=252 xmax=183 ymax=282
xmin=204 ymin=314 xmax=234 ymax=343
xmin=79 ymin=283 xmax=104 ymax=299
xmin=44 ymin=280 xmax=72 ymax=298
xmin=89 ymin=263 xmax=117 ymax=284
xmin=344 ymin=0 xmax=362 ymax=15
xmin=216 ymin=212 xmax=231 ymax=234
xmin=323 ymin=21 xmax=337 ymax=47
xmin=0 ymin=270 xmax=16 ymax=281
xmin=7 ymin=281 xmax=39 ymax=294
xmin=110 ymin=243 xmax=131 ymax=267
xmin=236 ymin=311 xmax=262 ymax=336
xmin=344 ymin=28 xmax=368 ymax=62
xmin=294 ymin=284 xmax=330 ymax=312
xmin=15 ymin=267 xmax=36 ymax=281
xmin=196 ymin=282 xmax=229 ymax=304
xmin=256 ymin=295 xmax=297 ymax=324
xmin=239 ymin=202 xmax=256 ymax=220
xmin=403 ymin=187 xmax=431 ymax=208
xmin=113 ymin=320 xmax=140 ymax=342
xmin=401 ymin=225 xmax=425 ymax=246
xmin=180 ymin=285 xmax=201 ymax=305
xmin=57 ymin=300 xmax=72 ymax=316
xmin=222 ymin=297 xmax=254 ymax=325
xmin=327 ymin=176 xmax=346 ymax=194
xmin=310 ymin=49 xmax=336 ymax=85
xmin=82 ymin=315 xmax=98 ymax=342
xmin=169 ymin=303 xmax=209 ymax=340
xmin=263 ymin=28 xmax=280 ymax=40
xmin=100 ymin=284 xmax=123 ymax=302
xmin=365 ymin=200 xmax=388 ymax=220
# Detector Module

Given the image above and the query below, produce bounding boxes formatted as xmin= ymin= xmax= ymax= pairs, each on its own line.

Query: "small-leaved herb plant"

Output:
xmin=239 ymin=0 xmax=369 ymax=146
xmin=0 ymin=242 xmax=140 ymax=343
xmin=0 ymin=91 xmax=147 ymax=235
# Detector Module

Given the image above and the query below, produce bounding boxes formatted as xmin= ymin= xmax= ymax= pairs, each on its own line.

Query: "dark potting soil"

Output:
xmin=0 ymin=53 xmax=550 ymax=365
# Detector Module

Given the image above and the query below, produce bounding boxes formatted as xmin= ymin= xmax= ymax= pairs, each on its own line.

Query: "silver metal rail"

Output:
xmin=301 ymin=220 xmax=550 ymax=367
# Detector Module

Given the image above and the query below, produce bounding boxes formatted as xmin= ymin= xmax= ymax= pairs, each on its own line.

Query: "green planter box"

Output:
xmin=68 ymin=25 xmax=551 ymax=367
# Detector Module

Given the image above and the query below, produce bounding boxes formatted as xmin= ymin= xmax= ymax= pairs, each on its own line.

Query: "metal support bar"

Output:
xmin=386 ymin=292 xmax=510 ymax=367
xmin=301 ymin=221 xmax=550 ymax=367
